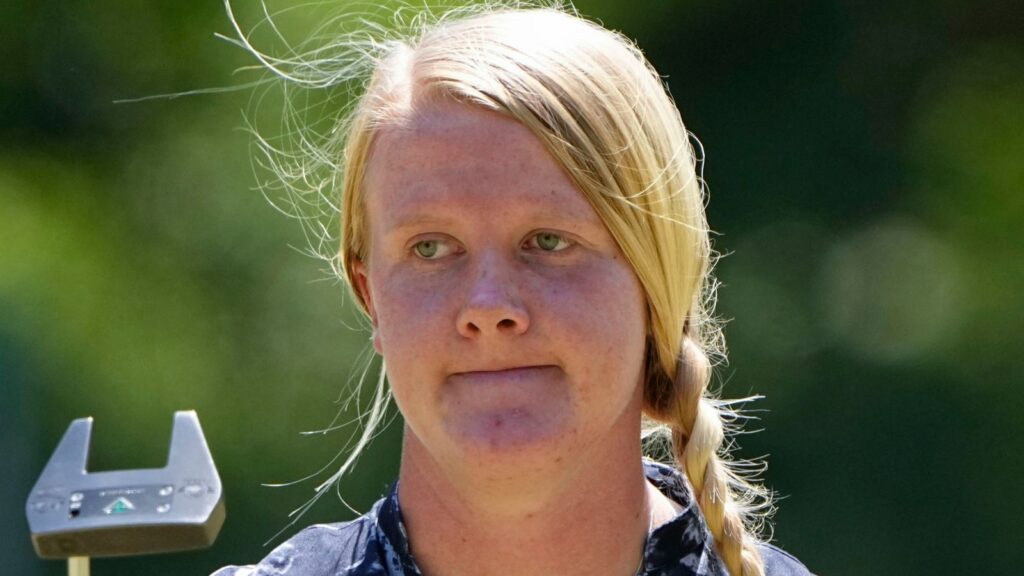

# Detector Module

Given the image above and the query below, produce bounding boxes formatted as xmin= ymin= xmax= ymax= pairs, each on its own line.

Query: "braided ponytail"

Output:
xmin=645 ymin=327 xmax=771 ymax=576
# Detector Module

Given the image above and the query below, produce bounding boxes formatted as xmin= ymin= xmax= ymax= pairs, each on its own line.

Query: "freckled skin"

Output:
xmin=354 ymin=100 xmax=649 ymax=481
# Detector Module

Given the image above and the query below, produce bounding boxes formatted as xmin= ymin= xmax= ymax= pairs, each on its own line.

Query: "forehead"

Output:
xmin=362 ymin=101 xmax=600 ymax=228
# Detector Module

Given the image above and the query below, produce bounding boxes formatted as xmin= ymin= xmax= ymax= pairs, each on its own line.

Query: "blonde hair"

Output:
xmin=231 ymin=1 xmax=772 ymax=573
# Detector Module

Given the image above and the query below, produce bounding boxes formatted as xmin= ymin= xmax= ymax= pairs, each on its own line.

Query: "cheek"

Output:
xmin=369 ymin=267 xmax=454 ymax=370
xmin=540 ymin=263 xmax=649 ymax=378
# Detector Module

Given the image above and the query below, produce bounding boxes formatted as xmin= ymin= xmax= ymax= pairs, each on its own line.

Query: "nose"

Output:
xmin=456 ymin=255 xmax=530 ymax=338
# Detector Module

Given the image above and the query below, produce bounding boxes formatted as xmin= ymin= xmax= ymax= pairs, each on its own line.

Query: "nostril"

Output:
xmin=497 ymin=318 xmax=517 ymax=330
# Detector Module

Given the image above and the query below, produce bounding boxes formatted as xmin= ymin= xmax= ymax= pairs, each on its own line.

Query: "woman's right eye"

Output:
xmin=411 ymin=238 xmax=455 ymax=260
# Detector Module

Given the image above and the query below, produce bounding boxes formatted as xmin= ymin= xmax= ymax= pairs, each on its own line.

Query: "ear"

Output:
xmin=352 ymin=259 xmax=383 ymax=355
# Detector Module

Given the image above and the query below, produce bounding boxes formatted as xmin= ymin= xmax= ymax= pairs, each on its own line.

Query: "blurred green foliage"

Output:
xmin=2 ymin=1 xmax=1021 ymax=574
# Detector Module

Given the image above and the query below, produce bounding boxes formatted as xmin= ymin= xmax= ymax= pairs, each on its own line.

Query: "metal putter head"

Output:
xmin=26 ymin=411 xmax=226 ymax=558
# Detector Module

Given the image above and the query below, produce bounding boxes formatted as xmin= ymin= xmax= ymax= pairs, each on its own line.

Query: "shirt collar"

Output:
xmin=373 ymin=460 xmax=724 ymax=576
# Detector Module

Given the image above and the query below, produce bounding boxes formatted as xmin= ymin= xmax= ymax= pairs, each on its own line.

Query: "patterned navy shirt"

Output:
xmin=212 ymin=461 xmax=812 ymax=576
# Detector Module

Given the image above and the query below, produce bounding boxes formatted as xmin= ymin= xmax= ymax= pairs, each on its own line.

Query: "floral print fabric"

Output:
xmin=212 ymin=461 xmax=811 ymax=576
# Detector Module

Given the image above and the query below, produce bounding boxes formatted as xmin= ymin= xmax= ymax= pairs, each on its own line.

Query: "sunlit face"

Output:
xmin=355 ymin=100 xmax=649 ymax=473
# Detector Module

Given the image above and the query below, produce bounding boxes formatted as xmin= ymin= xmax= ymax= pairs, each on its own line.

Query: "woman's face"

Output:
xmin=355 ymin=100 xmax=649 ymax=473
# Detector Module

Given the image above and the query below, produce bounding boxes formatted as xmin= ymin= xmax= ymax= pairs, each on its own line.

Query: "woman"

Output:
xmin=215 ymin=3 xmax=812 ymax=575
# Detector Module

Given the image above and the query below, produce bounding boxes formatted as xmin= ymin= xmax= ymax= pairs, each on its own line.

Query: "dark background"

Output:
xmin=2 ymin=1 xmax=1022 ymax=574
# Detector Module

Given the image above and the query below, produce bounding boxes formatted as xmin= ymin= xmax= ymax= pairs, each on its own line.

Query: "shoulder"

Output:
xmin=210 ymin=515 xmax=384 ymax=576
xmin=759 ymin=543 xmax=815 ymax=576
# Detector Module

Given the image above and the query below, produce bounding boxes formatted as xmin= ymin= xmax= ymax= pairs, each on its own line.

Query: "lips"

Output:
xmin=448 ymin=365 xmax=558 ymax=385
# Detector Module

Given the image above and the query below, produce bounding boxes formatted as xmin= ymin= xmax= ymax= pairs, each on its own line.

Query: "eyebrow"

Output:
xmin=385 ymin=209 xmax=602 ymax=234
xmin=382 ymin=213 xmax=462 ymax=236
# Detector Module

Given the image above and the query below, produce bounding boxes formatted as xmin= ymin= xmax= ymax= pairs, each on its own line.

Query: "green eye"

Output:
xmin=414 ymin=240 xmax=439 ymax=258
xmin=535 ymin=233 xmax=566 ymax=251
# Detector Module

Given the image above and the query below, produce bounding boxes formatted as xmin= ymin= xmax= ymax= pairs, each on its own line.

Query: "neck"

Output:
xmin=396 ymin=414 xmax=682 ymax=575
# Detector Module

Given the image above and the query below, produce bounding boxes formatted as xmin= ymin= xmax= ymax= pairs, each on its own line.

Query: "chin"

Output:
xmin=443 ymin=409 xmax=574 ymax=470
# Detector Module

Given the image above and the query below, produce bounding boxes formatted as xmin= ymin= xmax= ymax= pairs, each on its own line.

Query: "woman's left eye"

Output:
xmin=526 ymin=232 xmax=572 ymax=252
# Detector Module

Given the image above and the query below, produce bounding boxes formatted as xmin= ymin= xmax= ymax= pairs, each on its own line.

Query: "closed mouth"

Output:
xmin=452 ymin=365 xmax=555 ymax=376
xmin=449 ymin=365 xmax=558 ymax=384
